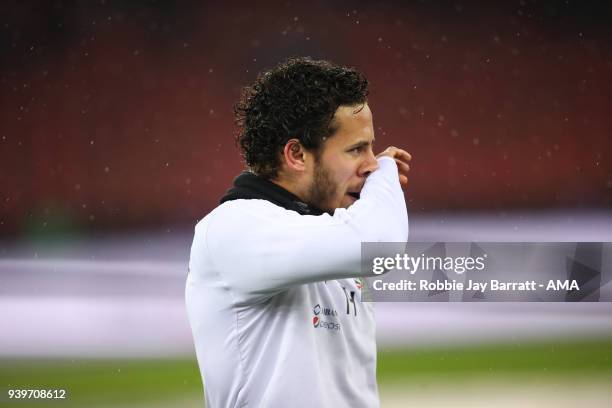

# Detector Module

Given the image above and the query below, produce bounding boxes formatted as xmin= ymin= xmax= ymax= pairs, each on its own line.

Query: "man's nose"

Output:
xmin=359 ymin=150 xmax=379 ymax=177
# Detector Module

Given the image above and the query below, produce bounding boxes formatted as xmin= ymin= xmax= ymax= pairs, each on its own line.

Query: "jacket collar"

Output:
xmin=220 ymin=171 xmax=325 ymax=216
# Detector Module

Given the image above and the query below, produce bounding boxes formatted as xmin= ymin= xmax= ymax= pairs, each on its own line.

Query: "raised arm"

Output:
xmin=199 ymin=155 xmax=408 ymax=302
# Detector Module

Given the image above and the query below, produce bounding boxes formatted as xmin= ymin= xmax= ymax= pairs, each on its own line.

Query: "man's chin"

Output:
xmin=340 ymin=194 xmax=358 ymax=208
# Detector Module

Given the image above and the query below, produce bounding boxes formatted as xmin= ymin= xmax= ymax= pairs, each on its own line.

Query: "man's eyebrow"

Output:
xmin=346 ymin=139 xmax=375 ymax=150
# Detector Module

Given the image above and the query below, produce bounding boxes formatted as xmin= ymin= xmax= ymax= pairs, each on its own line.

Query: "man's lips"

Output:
xmin=347 ymin=192 xmax=361 ymax=199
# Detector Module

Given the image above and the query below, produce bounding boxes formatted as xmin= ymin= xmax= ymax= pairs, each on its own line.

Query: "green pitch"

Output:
xmin=1 ymin=338 xmax=611 ymax=407
xmin=377 ymin=338 xmax=612 ymax=383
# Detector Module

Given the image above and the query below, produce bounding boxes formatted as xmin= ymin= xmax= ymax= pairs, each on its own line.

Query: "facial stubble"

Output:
xmin=307 ymin=156 xmax=339 ymax=213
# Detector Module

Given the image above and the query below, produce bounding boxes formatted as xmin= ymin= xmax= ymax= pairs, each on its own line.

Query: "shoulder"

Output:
xmin=194 ymin=199 xmax=344 ymax=246
xmin=203 ymin=199 xmax=341 ymax=229
xmin=195 ymin=200 xmax=297 ymax=241
xmin=202 ymin=199 xmax=302 ymax=226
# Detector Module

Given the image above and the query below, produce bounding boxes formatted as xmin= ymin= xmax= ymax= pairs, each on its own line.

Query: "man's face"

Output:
xmin=305 ymin=103 xmax=379 ymax=211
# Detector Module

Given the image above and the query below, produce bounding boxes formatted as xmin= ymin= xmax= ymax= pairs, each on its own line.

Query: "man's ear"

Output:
xmin=282 ymin=139 xmax=308 ymax=171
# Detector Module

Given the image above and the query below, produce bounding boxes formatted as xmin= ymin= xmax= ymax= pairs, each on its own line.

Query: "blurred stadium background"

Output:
xmin=1 ymin=1 xmax=611 ymax=407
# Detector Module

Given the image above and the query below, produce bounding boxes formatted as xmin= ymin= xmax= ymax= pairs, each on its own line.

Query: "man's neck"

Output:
xmin=270 ymin=176 xmax=309 ymax=204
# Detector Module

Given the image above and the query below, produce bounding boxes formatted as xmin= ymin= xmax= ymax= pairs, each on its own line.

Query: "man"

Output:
xmin=186 ymin=57 xmax=411 ymax=408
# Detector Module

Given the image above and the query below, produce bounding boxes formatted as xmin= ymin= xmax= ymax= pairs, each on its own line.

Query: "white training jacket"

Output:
xmin=185 ymin=156 xmax=408 ymax=408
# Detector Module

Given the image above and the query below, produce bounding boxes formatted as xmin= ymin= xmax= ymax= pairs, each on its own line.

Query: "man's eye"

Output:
xmin=349 ymin=146 xmax=363 ymax=153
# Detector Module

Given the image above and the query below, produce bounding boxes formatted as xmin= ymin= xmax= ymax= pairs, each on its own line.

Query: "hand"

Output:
xmin=376 ymin=146 xmax=412 ymax=188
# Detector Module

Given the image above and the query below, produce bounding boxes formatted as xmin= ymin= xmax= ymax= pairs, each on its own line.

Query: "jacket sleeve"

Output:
xmin=200 ymin=156 xmax=408 ymax=302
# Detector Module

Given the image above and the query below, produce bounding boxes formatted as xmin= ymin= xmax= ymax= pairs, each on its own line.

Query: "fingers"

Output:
xmin=377 ymin=146 xmax=412 ymax=162
xmin=393 ymin=148 xmax=412 ymax=163
xmin=396 ymin=159 xmax=409 ymax=187
xmin=376 ymin=146 xmax=412 ymax=188
xmin=395 ymin=158 xmax=410 ymax=174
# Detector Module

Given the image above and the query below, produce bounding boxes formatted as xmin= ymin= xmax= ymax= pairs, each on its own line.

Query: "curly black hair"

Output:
xmin=234 ymin=57 xmax=369 ymax=179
